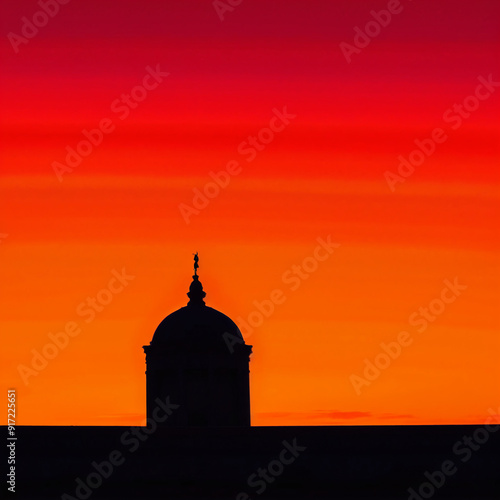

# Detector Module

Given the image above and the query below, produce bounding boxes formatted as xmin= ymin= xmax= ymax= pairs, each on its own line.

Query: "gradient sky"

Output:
xmin=1 ymin=0 xmax=499 ymax=426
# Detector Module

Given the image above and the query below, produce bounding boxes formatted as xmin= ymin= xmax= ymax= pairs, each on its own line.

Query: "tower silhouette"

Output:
xmin=143 ymin=255 xmax=252 ymax=426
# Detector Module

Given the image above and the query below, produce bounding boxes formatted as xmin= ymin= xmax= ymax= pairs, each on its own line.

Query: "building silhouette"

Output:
xmin=143 ymin=254 xmax=252 ymax=426
xmin=10 ymin=256 xmax=499 ymax=499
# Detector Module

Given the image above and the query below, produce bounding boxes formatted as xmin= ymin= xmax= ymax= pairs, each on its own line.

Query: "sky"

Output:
xmin=1 ymin=0 xmax=499 ymax=426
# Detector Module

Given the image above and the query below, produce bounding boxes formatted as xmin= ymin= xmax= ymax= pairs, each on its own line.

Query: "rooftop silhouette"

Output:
xmin=7 ymin=255 xmax=499 ymax=499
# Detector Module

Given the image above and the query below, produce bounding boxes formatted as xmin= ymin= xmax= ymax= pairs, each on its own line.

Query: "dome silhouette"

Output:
xmin=143 ymin=254 xmax=252 ymax=427
xmin=150 ymin=266 xmax=244 ymax=347
xmin=151 ymin=304 xmax=243 ymax=346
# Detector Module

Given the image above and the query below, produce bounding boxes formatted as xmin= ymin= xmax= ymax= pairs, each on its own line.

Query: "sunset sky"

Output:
xmin=1 ymin=0 xmax=499 ymax=426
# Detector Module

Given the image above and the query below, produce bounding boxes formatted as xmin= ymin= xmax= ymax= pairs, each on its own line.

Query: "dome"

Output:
xmin=151 ymin=303 xmax=243 ymax=346
xmin=149 ymin=257 xmax=244 ymax=347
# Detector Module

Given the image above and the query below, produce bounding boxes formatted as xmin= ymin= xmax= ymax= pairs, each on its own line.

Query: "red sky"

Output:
xmin=1 ymin=0 xmax=499 ymax=426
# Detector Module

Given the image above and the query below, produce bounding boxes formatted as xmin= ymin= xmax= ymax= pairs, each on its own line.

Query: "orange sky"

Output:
xmin=1 ymin=0 xmax=499 ymax=426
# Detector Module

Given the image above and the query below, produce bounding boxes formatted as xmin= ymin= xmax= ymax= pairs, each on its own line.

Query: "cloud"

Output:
xmin=309 ymin=410 xmax=372 ymax=420
xmin=254 ymin=410 xmax=416 ymax=423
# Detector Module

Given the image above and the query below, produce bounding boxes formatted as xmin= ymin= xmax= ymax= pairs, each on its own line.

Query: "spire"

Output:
xmin=193 ymin=252 xmax=199 ymax=276
xmin=187 ymin=252 xmax=206 ymax=306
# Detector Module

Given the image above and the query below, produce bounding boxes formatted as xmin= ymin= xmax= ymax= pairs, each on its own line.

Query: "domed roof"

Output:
xmin=150 ymin=254 xmax=243 ymax=347
xmin=152 ymin=303 xmax=243 ymax=346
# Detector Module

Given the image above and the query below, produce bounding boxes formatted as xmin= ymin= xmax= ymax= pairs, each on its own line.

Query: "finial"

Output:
xmin=193 ymin=252 xmax=199 ymax=276
xmin=187 ymin=252 xmax=205 ymax=306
